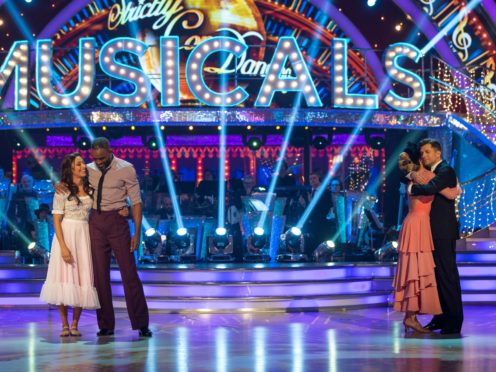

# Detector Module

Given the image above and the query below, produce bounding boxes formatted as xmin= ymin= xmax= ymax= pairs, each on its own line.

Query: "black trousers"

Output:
xmin=432 ymin=238 xmax=464 ymax=331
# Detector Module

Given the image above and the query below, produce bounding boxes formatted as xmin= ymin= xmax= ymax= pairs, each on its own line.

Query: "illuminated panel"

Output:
xmin=332 ymin=38 xmax=378 ymax=110
xmin=97 ymin=37 xmax=150 ymax=107
xmin=185 ymin=36 xmax=249 ymax=107
xmin=160 ymin=36 xmax=180 ymax=107
xmin=255 ymin=36 xmax=322 ymax=107
xmin=36 ymin=38 xmax=95 ymax=109
xmin=383 ymin=42 xmax=426 ymax=111
xmin=0 ymin=41 xmax=29 ymax=110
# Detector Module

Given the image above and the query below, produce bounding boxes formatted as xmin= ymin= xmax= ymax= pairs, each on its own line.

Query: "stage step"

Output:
xmin=464 ymin=238 xmax=496 ymax=251
xmin=0 ymin=251 xmax=18 ymax=265
xmin=1 ymin=258 xmax=496 ymax=312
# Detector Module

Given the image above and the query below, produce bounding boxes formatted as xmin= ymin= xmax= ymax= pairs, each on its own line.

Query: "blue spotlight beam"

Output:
xmin=256 ymin=94 xmax=302 ymax=230
xmin=329 ymin=131 xmax=424 ymax=242
xmin=218 ymin=112 xmax=227 ymax=227
xmin=4 ymin=1 xmax=35 ymax=43
xmin=217 ymin=53 xmax=230 ymax=228
xmin=10 ymin=125 xmax=60 ymax=183
xmin=420 ymin=0 xmax=482 ymax=56
xmin=295 ymin=110 xmax=374 ymax=229
xmin=296 ymin=15 xmax=426 ymax=231
xmin=255 ymin=4 xmax=335 ymax=229
xmin=148 ymin=101 xmax=184 ymax=230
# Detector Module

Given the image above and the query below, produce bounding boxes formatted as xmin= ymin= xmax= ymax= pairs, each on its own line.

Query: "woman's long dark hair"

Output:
xmin=60 ymin=152 xmax=93 ymax=205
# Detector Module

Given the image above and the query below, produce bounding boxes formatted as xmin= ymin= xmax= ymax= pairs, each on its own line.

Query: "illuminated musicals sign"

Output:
xmin=0 ymin=36 xmax=425 ymax=111
xmin=0 ymin=0 xmax=425 ymax=112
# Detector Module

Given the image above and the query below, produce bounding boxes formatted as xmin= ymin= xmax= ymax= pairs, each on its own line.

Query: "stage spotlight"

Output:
xmin=207 ymin=227 xmax=234 ymax=261
xmin=286 ymin=226 xmax=302 ymax=250
xmin=169 ymin=227 xmax=196 ymax=262
xmin=141 ymin=228 xmax=165 ymax=263
xmin=247 ymin=137 xmax=262 ymax=151
xmin=146 ymin=136 xmax=159 ymax=151
xmin=277 ymin=226 xmax=307 ymax=262
xmin=252 ymin=227 xmax=266 ymax=248
xmin=313 ymin=240 xmax=337 ymax=262
xmin=14 ymin=140 xmax=25 ymax=150
xmin=77 ymin=136 xmax=91 ymax=150
xmin=367 ymin=0 xmax=377 ymax=7
xmin=214 ymin=227 xmax=229 ymax=248
xmin=312 ymin=135 xmax=329 ymax=150
xmin=243 ymin=134 xmax=266 ymax=151
xmin=365 ymin=133 xmax=385 ymax=149
xmin=28 ymin=242 xmax=48 ymax=264
xmin=246 ymin=226 xmax=270 ymax=262
xmin=374 ymin=240 xmax=398 ymax=262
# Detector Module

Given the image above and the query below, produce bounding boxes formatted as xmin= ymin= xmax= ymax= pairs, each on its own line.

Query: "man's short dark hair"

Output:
xmin=419 ymin=138 xmax=442 ymax=152
xmin=92 ymin=137 xmax=110 ymax=150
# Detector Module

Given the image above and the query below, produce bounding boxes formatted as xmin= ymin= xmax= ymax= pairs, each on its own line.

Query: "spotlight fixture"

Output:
xmin=243 ymin=134 xmax=266 ymax=151
xmin=213 ymin=227 xmax=229 ymax=248
xmin=77 ymin=136 xmax=91 ymax=150
xmin=141 ymin=228 xmax=166 ymax=263
xmin=207 ymin=227 xmax=234 ymax=262
xmin=245 ymin=226 xmax=271 ymax=262
xmin=313 ymin=240 xmax=337 ymax=262
xmin=374 ymin=240 xmax=399 ymax=262
xmin=146 ymin=136 xmax=159 ymax=151
xmin=277 ymin=226 xmax=307 ymax=262
xmin=286 ymin=226 xmax=302 ymax=249
xmin=14 ymin=140 xmax=25 ymax=150
xmin=169 ymin=227 xmax=196 ymax=262
xmin=365 ymin=132 xmax=385 ymax=149
xmin=311 ymin=135 xmax=329 ymax=150
xmin=27 ymin=241 xmax=48 ymax=264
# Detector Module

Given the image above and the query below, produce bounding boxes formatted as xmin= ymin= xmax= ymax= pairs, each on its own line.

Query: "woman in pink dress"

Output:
xmin=40 ymin=153 xmax=100 ymax=337
xmin=393 ymin=146 xmax=460 ymax=333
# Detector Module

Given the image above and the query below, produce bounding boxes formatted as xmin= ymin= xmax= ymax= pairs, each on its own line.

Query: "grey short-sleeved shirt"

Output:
xmin=87 ymin=156 xmax=142 ymax=211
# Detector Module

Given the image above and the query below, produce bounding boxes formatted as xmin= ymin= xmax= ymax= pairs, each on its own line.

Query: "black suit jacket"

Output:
xmin=306 ymin=189 xmax=333 ymax=242
xmin=410 ymin=161 xmax=459 ymax=240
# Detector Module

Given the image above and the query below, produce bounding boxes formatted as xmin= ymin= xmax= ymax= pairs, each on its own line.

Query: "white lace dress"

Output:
xmin=39 ymin=193 xmax=100 ymax=309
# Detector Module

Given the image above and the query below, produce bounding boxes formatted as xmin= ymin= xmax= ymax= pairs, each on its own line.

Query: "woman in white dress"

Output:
xmin=40 ymin=152 xmax=100 ymax=337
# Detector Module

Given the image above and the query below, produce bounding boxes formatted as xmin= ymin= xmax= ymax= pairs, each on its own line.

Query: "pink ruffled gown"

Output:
xmin=393 ymin=169 xmax=458 ymax=314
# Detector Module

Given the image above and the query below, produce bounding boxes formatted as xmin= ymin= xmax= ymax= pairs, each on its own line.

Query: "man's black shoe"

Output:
xmin=139 ymin=327 xmax=152 ymax=337
xmin=440 ymin=328 xmax=461 ymax=335
xmin=97 ymin=329 xmax=114 ymax=336
xmin=424 ymin=321 xmax=442 ymax=331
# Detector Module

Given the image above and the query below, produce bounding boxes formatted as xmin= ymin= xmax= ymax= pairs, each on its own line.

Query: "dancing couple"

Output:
xmin=393 ymin=138 xmax=464 ymax=335
xmin=40 ymin=137 xmax=151 ymax=338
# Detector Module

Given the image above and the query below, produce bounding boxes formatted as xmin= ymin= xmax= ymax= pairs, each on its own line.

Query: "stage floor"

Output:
xmin=0 ymin=306 xmax=495 ymax=371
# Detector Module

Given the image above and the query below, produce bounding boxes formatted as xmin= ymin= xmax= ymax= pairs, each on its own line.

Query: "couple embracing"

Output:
xmin=393 ymin=138 xmax=464 ymax=335
xmin=39 ymin=138 xmax=151 ymax=338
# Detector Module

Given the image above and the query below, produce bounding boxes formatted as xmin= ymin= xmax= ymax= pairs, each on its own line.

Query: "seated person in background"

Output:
xmin=299 ymin=171 xmax=333 ymax=257
xmin=241 ymin=175 xmax=256 ymax=196
xmin=196 ymin=170 xmax=216 ymax=199
xmin=156 ymin=195 xmax=175 ymax=220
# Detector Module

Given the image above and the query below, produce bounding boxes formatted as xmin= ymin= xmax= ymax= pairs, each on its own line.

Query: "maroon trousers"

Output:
xmin=89 ymin=210 xmax=148 ymax=330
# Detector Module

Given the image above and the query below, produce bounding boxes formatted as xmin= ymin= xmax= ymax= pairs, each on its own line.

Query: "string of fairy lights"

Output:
xmin=431 ymin=58 xmax=496 ymax=144
xmin=458 ymin=172 xmax=496 ymax=237
xmin=431 ymin=58 xmax=496 ymax=237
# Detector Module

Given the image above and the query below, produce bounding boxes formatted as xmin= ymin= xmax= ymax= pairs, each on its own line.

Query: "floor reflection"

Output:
xmin=0 ymin=306 xmax=495 ymax=370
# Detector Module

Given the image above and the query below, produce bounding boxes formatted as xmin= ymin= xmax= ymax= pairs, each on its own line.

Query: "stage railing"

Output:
xmin=458 ymin=167 xmax=496 ymax=237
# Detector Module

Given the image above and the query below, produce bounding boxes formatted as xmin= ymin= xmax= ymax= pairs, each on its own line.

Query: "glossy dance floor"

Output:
xmin=1 ymin=306 xmax=495 ymax=371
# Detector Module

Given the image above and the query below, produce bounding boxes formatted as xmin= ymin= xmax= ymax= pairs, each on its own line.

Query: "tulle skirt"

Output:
xmin=40 ymin=219 xmax=100 ymax=309
xmin=392 ymin=211 xmax=442 ymax=314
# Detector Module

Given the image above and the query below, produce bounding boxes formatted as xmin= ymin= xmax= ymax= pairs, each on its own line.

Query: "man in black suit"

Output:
xmin=409 ymin=138 xmax=463 ymax=334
